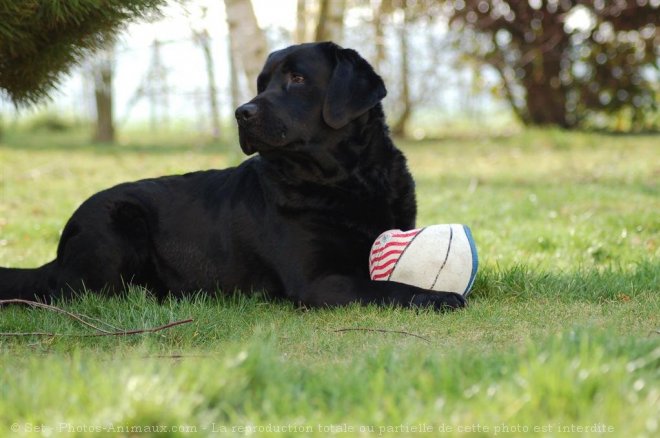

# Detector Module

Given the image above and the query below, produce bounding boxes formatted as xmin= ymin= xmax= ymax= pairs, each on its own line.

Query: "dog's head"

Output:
xmin=235 ymin=42 xmax=387 ymax=155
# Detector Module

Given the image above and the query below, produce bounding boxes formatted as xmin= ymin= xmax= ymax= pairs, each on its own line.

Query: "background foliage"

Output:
xmin=447 ymin=0 xmax=659 ymax=129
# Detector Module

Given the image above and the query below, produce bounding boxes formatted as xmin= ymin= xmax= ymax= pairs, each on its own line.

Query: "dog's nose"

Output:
xmin=235 ymin=103 xmax=258 ymax=122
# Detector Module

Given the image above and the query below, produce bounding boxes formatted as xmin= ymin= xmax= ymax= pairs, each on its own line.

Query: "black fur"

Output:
xmin=0 ymin=42 xmax=465 ymax=311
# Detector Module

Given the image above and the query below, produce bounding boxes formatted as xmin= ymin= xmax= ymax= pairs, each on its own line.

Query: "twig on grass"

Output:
xmin=0 ymin=299 xmax=193 ymax=337
xmin=334 ymin=327 xmax=430 ymax=343
xmin=142 ymin=353 xmax=214 ymax=360
xmin=1 ymin=299 xmax=115 ymax=333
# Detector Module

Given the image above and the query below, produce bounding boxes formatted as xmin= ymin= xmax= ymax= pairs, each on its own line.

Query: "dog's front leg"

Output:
xmin=296 ymin=275 xmax=466 ymax=311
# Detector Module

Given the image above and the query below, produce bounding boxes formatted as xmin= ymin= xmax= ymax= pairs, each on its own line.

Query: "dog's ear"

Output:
xmin=322 ymin=47 xmax=387 ymax=130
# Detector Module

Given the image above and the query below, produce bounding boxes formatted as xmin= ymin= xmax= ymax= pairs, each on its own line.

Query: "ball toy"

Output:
xmin=369 ymin=224 xmax=478 ymax=296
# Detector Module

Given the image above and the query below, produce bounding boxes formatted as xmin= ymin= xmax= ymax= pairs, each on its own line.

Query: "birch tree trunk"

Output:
xmin=391 ymin=9 xmax=411 ymax=137
xmin=223 ymin=0 xmax=268 ymax=96
xmin=315 ymin=0 xmax=346 ymax=43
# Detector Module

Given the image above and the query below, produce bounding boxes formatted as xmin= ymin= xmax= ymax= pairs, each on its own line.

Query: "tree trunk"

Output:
xmin=195 ymin=29 xmax=221 ymax=140
xmin=371 ymin=0 xmax=387 ymax=72
xmin=227 ymin=29 xmax=241 ymax=114
xmin=295 ymin=0 xmax=308 ymax=43
xmin=487 ymin=34 xmax=570 ymax=127
xmin=224 ymin=0 xmax=268 ymax=97
xmin=315 ymin=0 xmax=346 ymax=43
xmin=520 ymin=48 xmax=570 ymax=127
xmin=391 ymin=10 xmax=411 ymax=137
xmin=93 ymin=48 xmax=114 ymax=143
xmin=523 ymin=80 xmax=569 ymax=127
xmin=147 ymin=39 xmax=169 ymax=131
xmin=503 ymin=13 xmax=571 ymax=128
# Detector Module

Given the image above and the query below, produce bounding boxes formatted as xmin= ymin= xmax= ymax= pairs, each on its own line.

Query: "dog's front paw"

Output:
xmin=410 ymin=292 xmax=466 ymax=311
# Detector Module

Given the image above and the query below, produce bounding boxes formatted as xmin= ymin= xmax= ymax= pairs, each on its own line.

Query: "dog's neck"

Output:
xmin=259 ymin=104 xmax=396 ymax=188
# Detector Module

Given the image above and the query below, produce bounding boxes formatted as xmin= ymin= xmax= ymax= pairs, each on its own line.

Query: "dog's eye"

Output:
xmin=290 ymin=73 xmax=305 ymax=84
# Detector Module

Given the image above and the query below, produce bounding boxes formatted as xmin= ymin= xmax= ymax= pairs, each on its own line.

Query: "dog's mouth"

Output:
xmin=238 ymin=124 xmax=288 ymax=156
xmin=238 ymin=130 xmax=260 ymax=155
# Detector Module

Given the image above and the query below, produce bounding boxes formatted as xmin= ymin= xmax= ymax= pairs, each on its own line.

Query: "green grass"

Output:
xmin=1 ymin=126 xmax=659 ymax=436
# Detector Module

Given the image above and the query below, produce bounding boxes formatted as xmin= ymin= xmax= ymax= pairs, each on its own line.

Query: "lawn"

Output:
xmin=0 ymin=126 xmax=658 ymax=437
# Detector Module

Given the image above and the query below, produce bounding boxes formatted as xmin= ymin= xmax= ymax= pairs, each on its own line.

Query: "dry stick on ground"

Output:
xmin=334 ymin=327 xmax=431 ymax=343
xmin=0 ymin=299 xmax=193 ymax=337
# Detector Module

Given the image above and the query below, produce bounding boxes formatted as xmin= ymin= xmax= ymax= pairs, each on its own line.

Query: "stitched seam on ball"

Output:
xmin=430 ymin=225 xmax=454 ymax=290
xmin=387 ymin=227 xmax=426 ymax=281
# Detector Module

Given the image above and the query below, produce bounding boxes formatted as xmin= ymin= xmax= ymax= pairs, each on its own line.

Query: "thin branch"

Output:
xmin=141 ymin=353 xmax=214 ymax=359
xmin=334 ymin=327 xmax=430 ymax=343
xmin=1 ymin=299 xmax=115 ymax=334
xmin=98 ymin=318 xmax=194 ymax=337
xmin=495 ymin=65 xmax=530 ymax=124
xmin=0 ymin=299 xmax=193 ymax=337
xmin=0 ymin=332 xmax=61 ymax=337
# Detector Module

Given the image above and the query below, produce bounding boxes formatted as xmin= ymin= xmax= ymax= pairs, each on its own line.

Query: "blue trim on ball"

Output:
xmin=462 ymin=225 xmax=478 ymax=296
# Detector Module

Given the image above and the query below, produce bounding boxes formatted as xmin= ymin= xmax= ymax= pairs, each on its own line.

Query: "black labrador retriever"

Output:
xmin=0 ymin=42 xmax=465 ymax=311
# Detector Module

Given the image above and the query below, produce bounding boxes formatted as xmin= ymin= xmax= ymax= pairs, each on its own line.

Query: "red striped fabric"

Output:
xmin=369 ymin=228 xmax=422 ymax=281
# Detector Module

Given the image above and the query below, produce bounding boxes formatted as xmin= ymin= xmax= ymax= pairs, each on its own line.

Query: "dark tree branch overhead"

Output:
xmin=0 ymin=0 xmax=167 ymax=105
